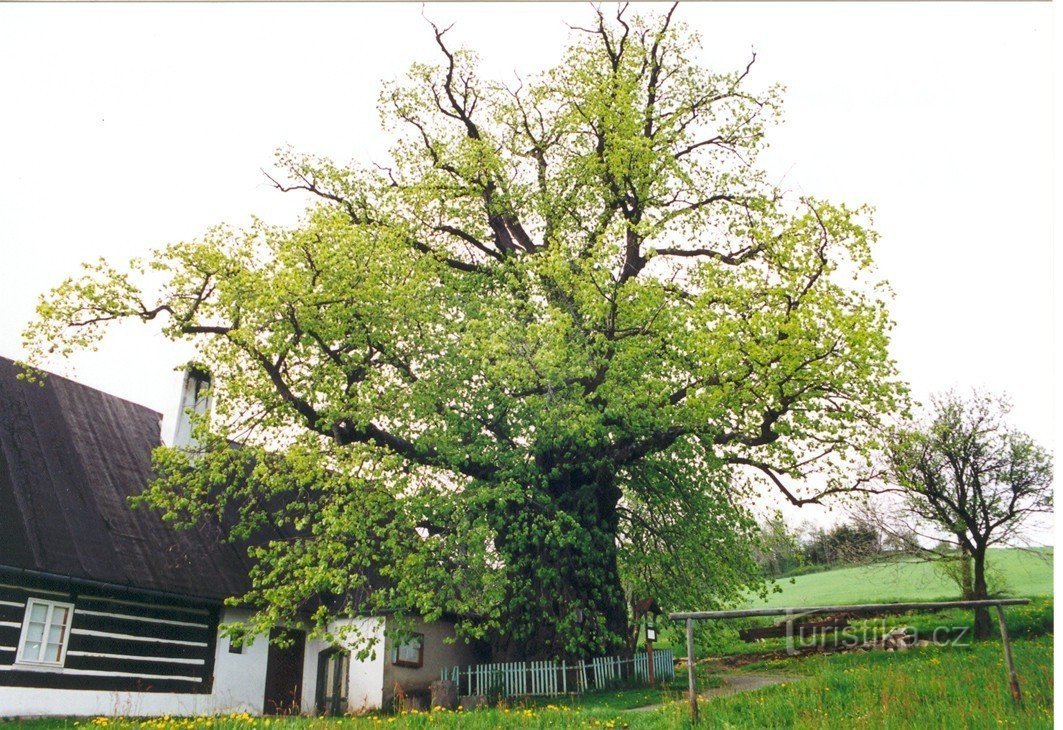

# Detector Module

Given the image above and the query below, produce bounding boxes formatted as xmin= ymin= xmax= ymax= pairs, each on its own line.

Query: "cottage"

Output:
xmin=0 ymin=357 xmax=481 ymax=717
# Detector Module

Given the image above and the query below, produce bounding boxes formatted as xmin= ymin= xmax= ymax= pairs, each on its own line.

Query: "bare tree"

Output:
xmin=879 ymin=391 xmax=1052 ymax=638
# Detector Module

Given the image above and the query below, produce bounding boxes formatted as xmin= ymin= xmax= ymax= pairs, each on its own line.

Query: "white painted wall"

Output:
xmin=344 ymin=618 xmax=387 ymax=713
xmin=298 ymin=615 xmax=483 ymax=713
xmin=300 ymin=617 xmax=386 ymax=714
xmin=0 ymin=611 xmax=478 ymax=717
xmin=209 ymin=608 xmax=269 ymax=714
xmin=300 ymin=634 xmax=331 ymax=714
xmin=0 ymin=608 xmax=268 ymax=718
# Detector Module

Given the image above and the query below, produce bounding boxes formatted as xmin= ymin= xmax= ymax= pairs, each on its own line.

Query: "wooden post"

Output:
xmin=642 ymin=637 xmax=650 ymax=684
xmin=686 ymin=617 xmax=698 ymax=724
xmin=994 ymin=604 xmax=1022 ymax=702
xmin=642 ymin=616 xmax=650 ymax=692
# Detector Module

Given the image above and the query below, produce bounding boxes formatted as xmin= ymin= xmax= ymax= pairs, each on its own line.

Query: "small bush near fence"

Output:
xmin=442 ymin=649 xmax=675 ymax=699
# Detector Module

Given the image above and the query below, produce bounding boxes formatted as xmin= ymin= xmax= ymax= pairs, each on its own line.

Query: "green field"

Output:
xmin=747 ymin=548 xmax=1053 ymax=609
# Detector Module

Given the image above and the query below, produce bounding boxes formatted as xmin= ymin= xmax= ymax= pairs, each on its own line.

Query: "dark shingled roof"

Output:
xmin=0 ymin=356 xmax=257 ymax=601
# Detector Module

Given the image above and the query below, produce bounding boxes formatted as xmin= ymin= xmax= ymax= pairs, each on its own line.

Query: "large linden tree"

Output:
xmin=26 ymin=6 xmax=903 ymax=659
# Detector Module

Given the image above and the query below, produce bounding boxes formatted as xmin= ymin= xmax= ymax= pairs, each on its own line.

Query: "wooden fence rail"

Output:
xmin=442 ymin=649 xmax=676 ymax=698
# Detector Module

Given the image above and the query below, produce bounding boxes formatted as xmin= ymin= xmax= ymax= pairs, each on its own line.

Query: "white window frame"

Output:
xmin=16 ymin=598 xmax=75 ymax=668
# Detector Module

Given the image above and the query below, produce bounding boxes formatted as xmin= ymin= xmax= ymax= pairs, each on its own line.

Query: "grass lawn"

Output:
xmin=747 ymin=548 xmax=1053 ymax=609
xmin=693 ymin=634 xmax=1052 ymax=729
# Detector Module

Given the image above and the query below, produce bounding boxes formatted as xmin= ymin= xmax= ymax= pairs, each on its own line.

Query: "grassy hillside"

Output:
xmin=747 ymin=548 xmax=1053 ymax=609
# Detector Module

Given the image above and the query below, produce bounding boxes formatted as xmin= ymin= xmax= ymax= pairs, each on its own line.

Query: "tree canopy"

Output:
xmin=24 ymin=5 xmax=903 ymax=659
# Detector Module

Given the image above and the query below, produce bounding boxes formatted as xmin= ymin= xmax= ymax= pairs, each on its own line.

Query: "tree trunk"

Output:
xmin=957 ymin=537 xmax=974 ymax=599
xmin=490 ymin=462 xmax=629 ymax=661
xmin=971 ymin=548 xmax=992 ymax=640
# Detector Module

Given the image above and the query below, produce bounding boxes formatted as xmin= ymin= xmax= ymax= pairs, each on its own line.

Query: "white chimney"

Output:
xmin=172 ymin=365 xmax=212 ymax=449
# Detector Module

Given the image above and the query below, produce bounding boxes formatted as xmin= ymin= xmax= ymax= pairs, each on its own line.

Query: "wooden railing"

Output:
xmin=441 ymin=649 xmax=676 ymax=698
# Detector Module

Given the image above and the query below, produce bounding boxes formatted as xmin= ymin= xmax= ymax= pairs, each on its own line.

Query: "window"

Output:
xmin=227 ymin=627 xmax=246 ymax=654
xmin=17 ymin=598 xmax=74 ymax=666
xmin=391 ymin=632 xmax=424 ymax=668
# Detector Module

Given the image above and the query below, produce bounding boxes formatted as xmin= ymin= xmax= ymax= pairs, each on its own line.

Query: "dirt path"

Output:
xmin=626 ymin=673 xmax=796 ymax=712
xmin=700 ymin=672 xmax=793 ymax=699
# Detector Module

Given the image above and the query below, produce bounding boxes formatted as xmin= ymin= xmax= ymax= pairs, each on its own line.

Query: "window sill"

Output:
xmin=12 ymin=661 xmax=66 ymax=673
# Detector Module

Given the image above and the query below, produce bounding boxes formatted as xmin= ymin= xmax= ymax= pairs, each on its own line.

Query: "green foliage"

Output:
xmin=779 ymin=562 xmax=835 ymax=579
xmin=753 ymin=513 xmax=804 ymax=578
xmin=24 ymin=6 xmax=903 ymax=659
xmin=618 ymin=444 xmax=767 ymax=618
xmin=801 ymin=520 xmax=883 ymax=568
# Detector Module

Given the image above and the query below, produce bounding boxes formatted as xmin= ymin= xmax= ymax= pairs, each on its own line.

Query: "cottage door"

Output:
xmin=263 ymin=628 xmax=306 ymax=714
xmin=315 ymin=648 xmax=350 ymax=715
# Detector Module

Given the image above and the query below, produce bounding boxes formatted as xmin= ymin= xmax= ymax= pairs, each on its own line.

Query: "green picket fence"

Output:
xmin=442 ymin=649 xmax=675 ymax=698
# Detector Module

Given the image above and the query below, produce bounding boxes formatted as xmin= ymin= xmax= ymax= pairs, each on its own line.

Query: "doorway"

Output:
xmin=263 ymin=628 xmax=306 ymax=715
xmin=315 ymin=648 xmax=350 ymax=716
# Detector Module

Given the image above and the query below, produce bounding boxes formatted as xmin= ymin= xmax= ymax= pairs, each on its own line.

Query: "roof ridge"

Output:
xmin=0 ymin=354 xmax=163 ymax=419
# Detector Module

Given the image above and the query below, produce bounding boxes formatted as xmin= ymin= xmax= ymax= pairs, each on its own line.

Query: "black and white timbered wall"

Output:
xmin=0 ymin=573 xmax=219 ymax=694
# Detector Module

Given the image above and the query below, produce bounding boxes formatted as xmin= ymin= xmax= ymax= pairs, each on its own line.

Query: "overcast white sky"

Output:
xmin=0 ymin=3 xmax=1054 ymax=538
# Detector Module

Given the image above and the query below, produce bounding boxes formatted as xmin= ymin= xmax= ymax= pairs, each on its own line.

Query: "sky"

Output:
xmin=0 ymin=3 xmax=1055 ymax=539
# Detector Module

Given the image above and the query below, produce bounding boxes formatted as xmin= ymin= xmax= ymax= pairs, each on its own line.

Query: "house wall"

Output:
xmin=0 ymin=600 xmax=269 ymax=717
xmin=300 ymin=634 xmax=330 ymax=714
xmin=298 ymin=616 xmax=481 ymax=714
xmin=300 ymin=617 xmax=385 ymax=715
xmin=211 ymin=608 xmax=270 ymax=713
xmin=380 ymin=617 xmax=481 ymax=709
xmin=1 ymin=577 xmax=480 ymax=719
xmin=0 ymin=579 xmax=220 ymax=695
